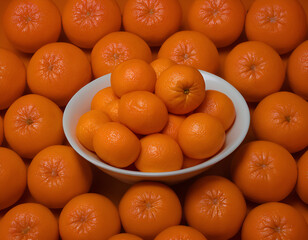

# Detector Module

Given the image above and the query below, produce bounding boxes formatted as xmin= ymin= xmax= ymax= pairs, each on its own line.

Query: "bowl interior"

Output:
xmin=63 ymin=70 xmax=250 ymax=180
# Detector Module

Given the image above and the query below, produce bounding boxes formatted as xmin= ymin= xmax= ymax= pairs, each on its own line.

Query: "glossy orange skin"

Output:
xmin=0 ymin=116 xmax=3 ymax=146
xmin=296 ymin=150 xmax=308 ymax=204
xmin=108 ymin=233 xmax=143 ymax=240
xmin=188 ymin=0 xmax=246 ymax=48
xmin=154 ymin=225 xmax=207 ymax=240
xmin=150 ymin=58 xmax=176 ymax=79
xmin=59 ymin=193 xmax=121 ymax=240
xmin=252 ymin=91 xmax=308 ymax=153
xmin=123 ymin=0 xmax=182 ymax=46
xmin=76 ymin=110 xmax=111 ymax=151
xmin=93 ymin=122 xmax=141 ymax=168
xmin=245 ymin=0 xmax=307 ymax=55
xmin=111 ymin=59 xmax=157 ymax=97
xmin=287 ymin=40 xmax=308 ymax=100
xmin=231 ymin=141 xmax=297 ymax=203
xmin=119 ymin=182 xmax=182 ymax=240
xmin=195 ymin=90 xmax=236 ymax=130
xmin=135 ymin=133 xmax=183 ymax=172
xmin=184 ymin=175 xmax=247 ymax=240
xmin=27 ymin=42 xmax=92 ymax=107
xmin=91 ymin=87 xmax=119 ymax=113
xmin=0 ymin=147 xmax=26 ymax=210
xmin=4 ymin=94 xmax=65 ymax=159
xmin=0 ymin=203 xmax=59 ymax=240
xmin=105 ymin=99 xmax=120 ymax=122
xmin=27 ymin=145 xmax=93 ymax=209
xmin=161 ymin=114 xmax=185 ymax=141
xmin=119 ymin=91 xmax=168 ymax=135
xmin=3 ymin=0 xmax=61 ymax=53
xmin=182 ymin=156 xmax=205 ymax=169
xmin=155 ymin=64 xmax=205 ymax=115
xmin=178 ymin=113 xmax=225 ymax=159
xmin=62 ymin=0 xmax=121 ymax=49
xmin=91 ymin=31 xmax=153 ymax=78
xmin=224 ymin=41 xmax=285 ymax=102
xmin=0 ymin=48 xmax=26 ymax=110
xmin=241 ymin=202 xmax=308 ymax=240
xmin=158 ymin=31 xmax=219 ymax=74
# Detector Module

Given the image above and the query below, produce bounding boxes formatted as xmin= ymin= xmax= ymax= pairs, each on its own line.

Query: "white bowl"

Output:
xmin=63 ymin=70 xmax=250 ymax=184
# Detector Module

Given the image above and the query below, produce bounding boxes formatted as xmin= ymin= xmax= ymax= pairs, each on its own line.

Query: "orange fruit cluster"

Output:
xmin=0 ymin=0 xmax=308 ymax=240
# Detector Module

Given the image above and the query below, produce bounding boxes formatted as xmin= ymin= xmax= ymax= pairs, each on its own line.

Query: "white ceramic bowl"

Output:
xmin=63 ymin=70 xmax=250 ymax=184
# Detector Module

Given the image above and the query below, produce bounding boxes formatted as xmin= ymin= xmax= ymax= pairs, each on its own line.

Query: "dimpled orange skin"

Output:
xmin=27 ymin=42 xmax=92 ymax=107
xmin=93 ymin=122 xmax=141 ymax=168
xmin=155 ymin=64 xmax=205 ymax=115
xmin=0 ymin=147 xmax=27 ymax=211
xmin=184 ymin=175 xmax=247 ymax=240
xmin=0 ymin=203 xmax=59 ymax=240
xmin=119 ymin=91 xmax=169 ymax=135
xmin=182 ymin=156 xmax=205 ymax=169
xmin=161 ymin=114 xmax=185 ymax=141
xmin=62 ymin=0 xmax=121 ymax=49
xmin=296 ymin=150 xmax=308 ymax=204
xmin=252 ymin=91 xmax=308 ymax=153
xmin=135 ymin=133 xmax=183 ymax=172
xmin=123 ymin=0 xmax=182 ymax=47
xmin=154 ymin=225 xmax=207 ymax=240
xmin=241 ymin=202 xmax=308 ymax=240
xmin=157 ymin=31 xmax=219 ymax=74
xmin=119 ymin=182 xmax=182 ymax=240
xmin=108 ymin=233 xmax=143 ymax=240
xmin=245 ymin=0 xmax=307 ymax=55
xmin=27 ymin=145 xmax=93 ymax=209
xmin=0 ymin=48 xmax=26 ymax=110
xmin=4 ymin=94 xmax=65 ymax=159
xmin=91 ymin=87 xmax=119 ymax=113
xmin=91 ymin=31 xmax=153 ymax=78
xmin=59 ymin=193 xmax=121 ymax=240
xmin=178 ymin=113 xmax=225 ymax=159
xmin=0 ymin=116 xmax=3 ymax=145
xmin=188 ymin=0 xmax=246 ymax=48
xmin=111 ymin=59 xmax=157 ymax=97
xmin=231 ymin=140 xmax=297 ymax=203
xmin=2 ymin=0 xmax=61 ymax=53
xmin=150 ymin=58 xmax=176 ymax=79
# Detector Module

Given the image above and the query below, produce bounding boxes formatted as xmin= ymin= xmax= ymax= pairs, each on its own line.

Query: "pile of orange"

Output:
xmin=0 ymin=0 xmax=308 ymax=239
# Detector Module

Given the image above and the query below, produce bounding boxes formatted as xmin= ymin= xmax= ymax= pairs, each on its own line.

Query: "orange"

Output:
xmin=252 ymin=91 xmax=308 ymax=153
xmin=188 ymin=0 xmax=246 ymax=48
xmin=241 ymin=202 xmax=308 ymax=240
xmin=182 ymin=156 xmax=205 ymax=169
xmin=0 ymin=203 xmax=58 ymax=240
xmin=155 ymin=64 xmax=205 ymax=114
xmin=108 ymin=233 xmax=143 ymax=240
xmin=119 ymin=91 xmax=168 ymax=135
xmin=105 ymin=99 xmax=120 ymax=122
xmin=184 ymin=175 xmax=246 ymax=240
xmin=231 ymin=140 xmax=297 ymax=203
xmin=123 ymin=0 xmax=182 ymax=46
xmin=195 ymin=90 xmax=235 ymax=130
xmin=224 ymin=41 xmax=285 ymax=102
xmin=150 ymin=58 xmax=176 ymax=79
xmin=154 ymin=225 xmax=207 ymax=240
xmin=0 ymin=147 xmax=26 ymax=210
xmin=135 ymin=133 xmax=183 ymax=172
xmin=178 ymin=113 xmax=225 ymax=159
xmin=161 ymin=114 xmax=185 ymax=141
xmin=93 ymin=122 xmax=141 ymax=168
xmin=62 ymin=0 xmax=121 ymax=49
xmin=158 ymin=31 xmax=219 ymax=74
xmin=27 ymin=145 xmax=93 ymax=209
xmin=76 ymin=110 xmax=111 ymax=151
xmin=296 ymin=150 xmax=308 ymax=204
xmin=119 ymin=181 xmax=182 ymax=240
xmin=4 ymin=94 xmax=65 ymax=159
xmin=111 ymin=59 xmax=157 ymax=97
xmin=0 ymin=48 xmax=26 ymax=110
xmin=283 ymin=192 xmax=308 ymax=224
xmin=91 ymin=31 xmax=152 ymax=78
xmin=27 ymin=42 xmax=92 ymax=107
xmin=59 ymin=193 xmax=121 ymax=240
xmin=3 ymin=0 xmax=61 ymax=53
xmin=0 ymin=116 xmax=3 ymax=146
xmin=91 ymin=87 xmax=119 ymax=113
xmin=287 ymin=40 xmax=308 ymax=100
xmin=245 ymin=0 xmax=307 ymax=55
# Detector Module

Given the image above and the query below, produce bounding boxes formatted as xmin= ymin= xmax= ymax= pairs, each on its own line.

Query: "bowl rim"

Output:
xmin=63 ymin=70 xmax=250 ymax=178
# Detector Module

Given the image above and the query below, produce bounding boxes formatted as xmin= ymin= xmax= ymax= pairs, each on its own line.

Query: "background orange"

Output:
xmin=0 ymin=0 xmax=307 ymax=206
